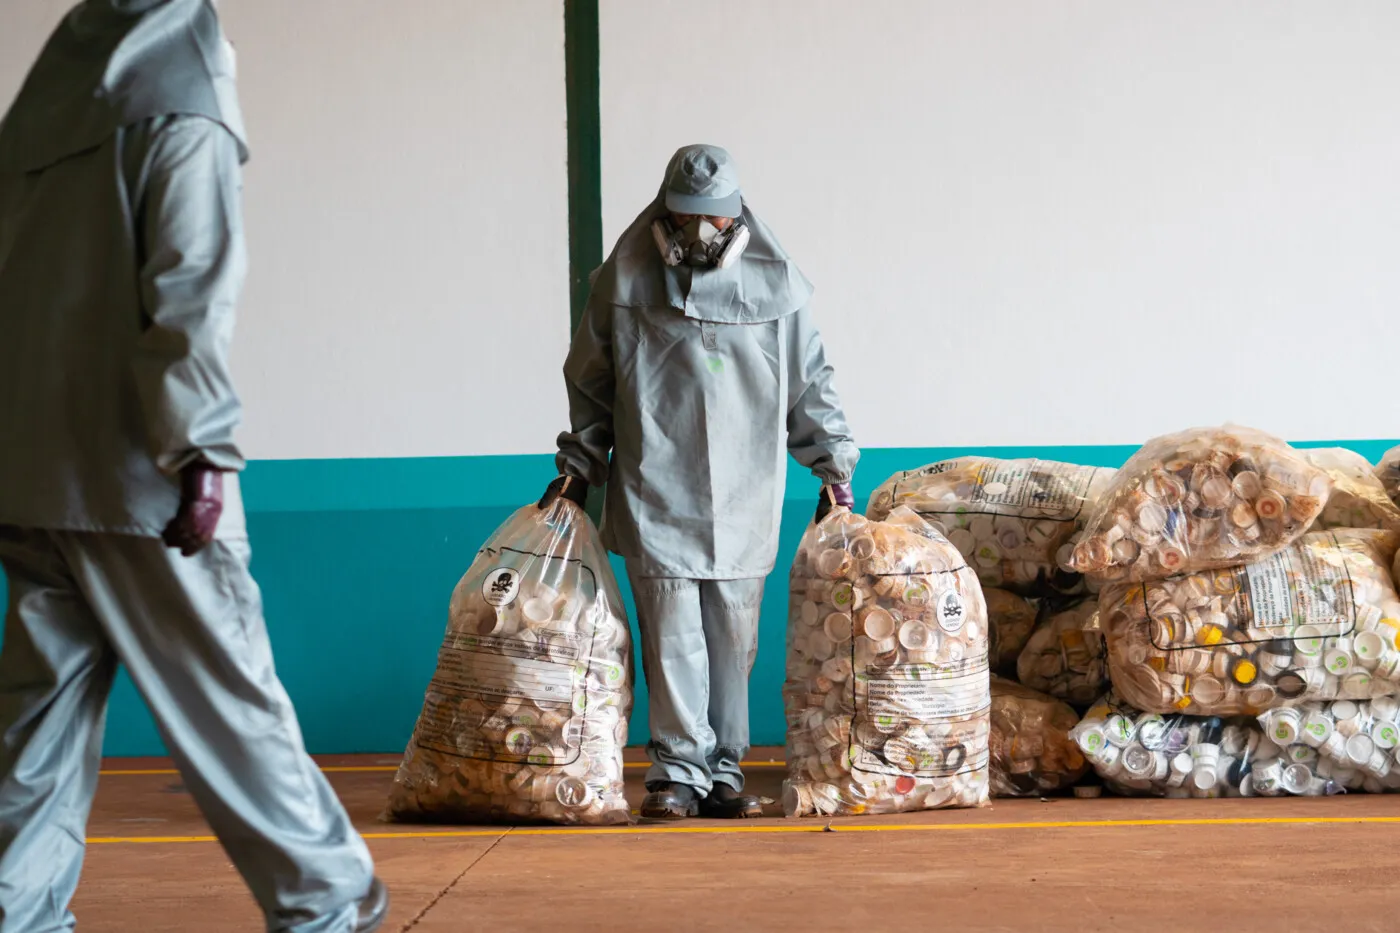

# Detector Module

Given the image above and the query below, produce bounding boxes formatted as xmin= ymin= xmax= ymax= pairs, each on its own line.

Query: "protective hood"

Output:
xmin=0 ymin=0 xmax=246 ymax=172
xmin=588 ymin=147 xmax=814 ymax=325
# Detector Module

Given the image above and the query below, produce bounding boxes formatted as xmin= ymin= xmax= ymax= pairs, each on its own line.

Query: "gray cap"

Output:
xmin=663 ymin=144 xmax=742 ymax=218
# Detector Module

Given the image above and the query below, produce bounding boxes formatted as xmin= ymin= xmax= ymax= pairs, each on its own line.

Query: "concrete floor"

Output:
xmin=71 ymin=749 xmax=1400 ymax=932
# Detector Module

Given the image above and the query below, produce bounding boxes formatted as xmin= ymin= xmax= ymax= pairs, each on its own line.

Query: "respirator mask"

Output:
xmin=651 ymin=215 xmax=750 ymax=270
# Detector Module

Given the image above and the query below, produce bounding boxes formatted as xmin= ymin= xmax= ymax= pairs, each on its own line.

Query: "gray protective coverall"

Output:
xmin=556 ymin=148 xmax=858 ymax=792
xmin=0 ymin=3 xmax=372 ymax=929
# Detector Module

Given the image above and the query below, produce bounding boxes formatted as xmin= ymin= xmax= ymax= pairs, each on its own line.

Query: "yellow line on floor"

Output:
xmin=97 ymin=761 xmax=789 ymax=776
xmin=85 ymin=814 xmax=1400 ymax=845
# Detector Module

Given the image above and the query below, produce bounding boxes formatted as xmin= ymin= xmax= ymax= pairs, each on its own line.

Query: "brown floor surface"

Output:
xmin=66 ymin=750 xmax=1400 ymax=932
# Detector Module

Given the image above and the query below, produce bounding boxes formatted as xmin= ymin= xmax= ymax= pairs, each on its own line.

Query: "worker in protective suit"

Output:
xmin=0 ymin=3 xmax=387 ymax=930
xmin=543 ymin=145 xmax=858 ymax=820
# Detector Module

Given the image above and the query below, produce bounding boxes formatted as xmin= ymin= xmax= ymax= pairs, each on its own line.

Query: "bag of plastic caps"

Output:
xmin=1015 ymin=599 xmax=1107 ymax=707
xmin=988 ymin=677 xmax=1087 ymax=796
xmin=783 ymin=507 xmax=991 ymax=817
xmin=1072 ymin=692 xmax=1278 ymax=797
xmin=866 ymin=458 xmax=1115 ymax=594
xmin=1303 ymin=448 xmax=1400 ymax=533
xmin=1100 ymin=528 xmax=1400 ymax=717
xmin=1377 ymin=446 xmax=1400 ymax=509
xmin=384 ymin=499 xmax=633 ymax=826
xmin=1259 ymin=698 xmax=1400 ymax=794
xmin=986 ymin=588 xmax=1039 ymax=677
xmin=1066 ymin=426 xmax=1331 ymax=583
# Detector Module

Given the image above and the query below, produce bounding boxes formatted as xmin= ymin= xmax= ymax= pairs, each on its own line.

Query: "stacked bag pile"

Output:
xmin=1063 ymin=427 xmax=1400 ymax=797
xmin=856 ymin=431 xmax=1400 ymax=802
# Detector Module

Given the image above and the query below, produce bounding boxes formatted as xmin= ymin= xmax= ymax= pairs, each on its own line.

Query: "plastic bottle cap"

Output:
xmin=1244 ymin=684 xmax=1276 ymax=709
xmin=1289 ymin=743 xmax=1318 ymax=764
xmin=817 ymin=549 xmax=851 ymax=579
xmin=1294 ymin=625 xmax=1325 ymax=656
xmin=863 ymin=609 xmax=896 ymax=641
xmin=899 ymin=620 xmax=935 ymax=651
xmin=824 ymin=613 xmax=854 ymax=643
xmin=1122 ymin=744 xmax=1156 ymax=777
xmin=1324 ymin=649 xmax=1353 ymax=675
xmin=1354 ymin=631 xmax=1385 ymax=664
xmin=1191 ymin=767 xmax=1218 ymax=791
xmin=556 ymin=776 xmax=594 ymax=809
xmin=1191 ymin=677 xmax=1226 ymax=708
xmin=1347 ymin=733 xmax=1376 ymax=765
xmin=1281 ymin=763 xmax=1312 ymax=794
xmin=1137 ymin=717 xmax=1169 ymax=751
xmin=1105 ymin=715 xmax=1135 ymax=747
xmin=1374 ymin=722 xmax=1400 ymax=750
xmin=1077 ymin=726 xmax=1108 ymax=756
xmin=1270 ymin=714 xmax=1300 ymax=747
xmin=1171 ymin=751 xmax=1194 ymax=776
xmin=1231 ymin=659 xmax=1259 ymax=685
xmin=1252 ymin=758 xmax=1283 ymax=792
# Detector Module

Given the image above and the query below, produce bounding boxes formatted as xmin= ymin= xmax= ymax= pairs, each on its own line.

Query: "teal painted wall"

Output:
xmin=0 ymin=439 xmax=1394 ymax=757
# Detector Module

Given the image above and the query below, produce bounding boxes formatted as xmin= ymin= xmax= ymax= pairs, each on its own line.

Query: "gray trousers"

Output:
xmin=627 ymin=566 xmax=764 ymax=795
xmin=0 ymin=527 xmax=372 ymax=933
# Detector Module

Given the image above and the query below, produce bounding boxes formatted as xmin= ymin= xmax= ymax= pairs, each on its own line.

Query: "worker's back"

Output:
xmin=0 ymin=0 xmax=248 ymax=535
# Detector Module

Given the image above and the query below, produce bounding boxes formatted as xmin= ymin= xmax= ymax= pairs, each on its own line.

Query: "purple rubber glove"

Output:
xmin=162 ymin=463 xmax=224 ymax=557
xmin=814 ymin=482 xmax=855 ymax=524
xmin=538 ymin=475 xmax=590 ymax=510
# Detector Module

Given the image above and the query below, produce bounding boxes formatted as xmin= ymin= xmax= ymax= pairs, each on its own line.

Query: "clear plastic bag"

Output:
xmin=866 ymin=458 xmax=1115 ymax=595
xmin=1304 ymin=448 xmax=1400 ymax=533
xmin=988 ymin=677 xmax=1087 ymax=796
xmin=1072 ymin=692 xmax=1277 ymax=797
xmin=986 ymin=588 xmax=1039 ymax=677
xmin=1015 ymin=599 xmax=1107 ymax=707
xmin=384 ymin=500 xmax=633 ymax=826
xmin=783 ymin=507 xmax=991 ymax=817
xmin=1067 ymin=426 xmax=1331 ymax=582
xmin=1100 ymin=529 xmax=1400 ymax=716
xmin=1259 ymin=698 xmax=1400 ymax=793
xmin=1377 ymin=446 xmax=1400 ymax=509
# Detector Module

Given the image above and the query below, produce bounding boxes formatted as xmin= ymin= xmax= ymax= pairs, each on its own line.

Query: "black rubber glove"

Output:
xmin=162 ymin=463 xmax=225 ymax=557
xmin=538 ymin=475 xmax=590 ymax=510
xmin=814 ymin=482 xmax=855 ymax=524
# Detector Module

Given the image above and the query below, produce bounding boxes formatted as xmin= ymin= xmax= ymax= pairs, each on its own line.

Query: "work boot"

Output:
xmin=698 ymin=783 xmax=763 ymax=819
xmin=356 ymin=877 xmax=390 ymax=932
xmin=640 ymin=782 xmax=701 ymax=820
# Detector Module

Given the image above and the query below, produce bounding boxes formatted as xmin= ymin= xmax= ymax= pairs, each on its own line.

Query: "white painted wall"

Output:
xmin=2 ymin=0 xmax=571 ymax=460
xmin=600 ymin=0 xmax=1400 ymax=447
xmin=7 ymin=2 xmax=1398 ymax=463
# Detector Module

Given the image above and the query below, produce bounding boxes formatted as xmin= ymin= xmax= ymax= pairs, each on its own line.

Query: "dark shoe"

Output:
xmin=356 ymin=877 xmax=389 ymax=933
xmin=640 ymin=782 xmax=701 ymax=820
xmin=699 ymin=783 xmax=763 ymax=819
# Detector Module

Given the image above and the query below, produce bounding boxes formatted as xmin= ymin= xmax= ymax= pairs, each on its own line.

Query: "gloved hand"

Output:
xmin=538 ymin=475 xmax=590 ymax=510
xmin=814 ymin=482 xmax=854 ymax=524
xmin=162 ymin=463 xmax=224 ymax=557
